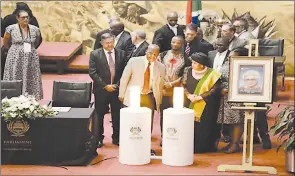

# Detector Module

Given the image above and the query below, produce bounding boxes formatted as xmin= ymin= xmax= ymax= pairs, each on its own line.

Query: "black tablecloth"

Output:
xmin=1 ymin=108 xmax=98 ymax=166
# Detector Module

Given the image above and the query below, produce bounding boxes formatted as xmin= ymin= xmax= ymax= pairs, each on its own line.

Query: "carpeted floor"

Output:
xmin=1 ymin=73 xmax=294 ymax=175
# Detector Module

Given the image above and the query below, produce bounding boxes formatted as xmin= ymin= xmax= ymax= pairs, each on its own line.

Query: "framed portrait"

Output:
xmin=228 ymin=56 xmax=274 ymax=103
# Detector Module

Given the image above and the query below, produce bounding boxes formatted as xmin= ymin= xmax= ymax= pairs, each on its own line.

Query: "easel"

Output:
xmin=217 ymin=103 xmax=277 ymax=174
xmin=217 ymin=41 xmax=277 ymax=175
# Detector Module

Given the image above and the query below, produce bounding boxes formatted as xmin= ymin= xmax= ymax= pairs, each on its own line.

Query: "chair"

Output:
xmin=49 ymin=81 xmax=93 ymax=108
xmin=258 ymin=39 xmax=285 ymax=91
xmin=1 ymin=80 xmax=22 ymax=99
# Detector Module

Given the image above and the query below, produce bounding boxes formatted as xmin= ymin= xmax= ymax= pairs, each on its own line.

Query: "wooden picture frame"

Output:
xmin=228 ymin=56 xmax=274 ymax=103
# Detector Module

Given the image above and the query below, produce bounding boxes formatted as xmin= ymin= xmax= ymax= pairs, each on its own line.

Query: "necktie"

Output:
xmin=108 ymin=51 xmax=115 ymax=84
xmin=185 ymin=43 xmax=190 ymax=56
xmin=142 ymin=62 xmax=151 ymax=94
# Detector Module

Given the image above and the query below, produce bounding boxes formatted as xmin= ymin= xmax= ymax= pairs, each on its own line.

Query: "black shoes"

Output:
xmin=97 ymin=140 xmax=119 ymax=148
xmin=112 ymin=140 xmax=119 ymax=146
xmin=97 ymin=141 xmax=104 ymax=148
xmin=151 ymin=149 xmax=156 ymax=156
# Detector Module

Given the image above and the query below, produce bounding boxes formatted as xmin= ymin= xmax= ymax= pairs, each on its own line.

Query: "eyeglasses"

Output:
xmin=20 ymin=16 xmax=30 ymax=19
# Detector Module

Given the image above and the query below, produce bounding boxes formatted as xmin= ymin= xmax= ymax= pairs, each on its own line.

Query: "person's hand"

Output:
xmin=104 ymin=85 xmax=116 ymax=92
xmin=119 ymin=97 xmax=124 ymax=102
xmin=164 ymin=82 xmax=172 ymax=89
xmin=191 ymin=96 xmax=203 ymax=103
xmin=221 ymin=88 xmax=228 ymax=95
xmin=187 ymin=94 xmax=195 ymax=102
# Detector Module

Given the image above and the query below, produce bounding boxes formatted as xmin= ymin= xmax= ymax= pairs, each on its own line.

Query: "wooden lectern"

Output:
xmin=217 ymin=39 xmax=277 ymax=175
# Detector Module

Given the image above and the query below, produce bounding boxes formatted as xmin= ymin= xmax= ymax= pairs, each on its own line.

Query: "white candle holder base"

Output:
xmin=162 ymin=108 xmax=195 ymax=166
xmin=119 ymin=107 xmax=152 ymax=165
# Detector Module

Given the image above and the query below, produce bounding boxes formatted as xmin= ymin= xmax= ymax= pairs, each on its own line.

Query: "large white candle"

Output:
xmin=129 ymin=86 xmax=140 ymax=108
xmin=162 ymin=87 xmax=195 ymax=166
xmin=173 ymin=87 xmax=184 ymax=109
xmin=119 ymin=86 xmax=152 ymax=165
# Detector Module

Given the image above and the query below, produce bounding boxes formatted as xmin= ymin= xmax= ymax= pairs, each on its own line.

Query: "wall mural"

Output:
xmin=1 ymin=1 xmax=294 ymax=76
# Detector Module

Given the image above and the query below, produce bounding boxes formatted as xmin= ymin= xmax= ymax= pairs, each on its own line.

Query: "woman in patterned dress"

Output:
xmin=2 ymin=10 xmax=43 ymax=100
xmin=158 ymin=36 xmax=191 ymax=146
xmin=217 ymin=48 xmax=248 ymax=154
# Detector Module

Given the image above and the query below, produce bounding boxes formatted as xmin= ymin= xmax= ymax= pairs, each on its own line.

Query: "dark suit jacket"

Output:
xmin=89 ymin=48 xmax=126 ymax=94
xmin=201 ymin=39 xmax=214 ymax=51
xmin=93 ymin=29 xmax=111 ymax=50
xmin=207 ymin=50 xmax=231 ymax=68
xmin=94 ymin=30 xmax=134 ymax=61
xmin=129 ymin=41 xmax=149 ymax=59
xmin=183 ymin=38 xmax=210 ymax=56
xmin=2 ymin=14 xmax=42 ymax=48
xmin=152 ymin=24 xmax=185 ymax=53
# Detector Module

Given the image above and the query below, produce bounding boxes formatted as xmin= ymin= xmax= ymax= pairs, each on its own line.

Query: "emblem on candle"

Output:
xmin=129 ymin=126 xmax=143 ymax=140
xmin=130 ymin=86 xmax=140 ymax=108
xmin=130 ymin=127 xmax=141 ymax=135
xmin=173 ymin=87 xmax=184 ymax=109
xmin=167 ymin=128 xmax=177 ymax=136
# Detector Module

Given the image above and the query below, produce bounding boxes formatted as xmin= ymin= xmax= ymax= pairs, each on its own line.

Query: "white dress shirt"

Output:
xmin=103 ymin=48 xmax=115 ymax=65
xmin=213 ymin=50 xmax=228 ymax=72
xmin=143 ymin=58 xmax=154 ymax=92
xmin=115 ymin=31 xmax=124 ymax=46
xmin=168 ymin=24 xmax=178 ymax=36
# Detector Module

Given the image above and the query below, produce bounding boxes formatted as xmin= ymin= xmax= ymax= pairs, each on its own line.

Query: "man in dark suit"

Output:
xmin=208 ymin=37 xmax=231 ymax=143
xmin=94 ymin=20 xmax=134 ymax=62
xmin=93 ymin=16 xmax=120 ymax=50
xmin=208 ymin=37 xmax=230 ymax=69
xmin=89 ymin=33 xmax=126 ymax=148
xmin=152 ymin=11 xmax=185 ymax=53
xmin=221 ymin=23 xmax=247 ymax=51
xmin=197 ymin=28 xmax=214 ymax=51
xmin=129 ymin=29 xmax=149 ymax=59
xmin=183 ymin=24 xmax=210 ymax=57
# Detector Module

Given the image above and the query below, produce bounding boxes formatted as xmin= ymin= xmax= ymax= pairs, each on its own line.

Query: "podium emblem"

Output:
xmin=130 ymin=127 xmax=141 ymax=135
xmin=7 ymin=120 xmax=30 ymax=137
xmin=167 ymin=127 xmax=177 ymax=136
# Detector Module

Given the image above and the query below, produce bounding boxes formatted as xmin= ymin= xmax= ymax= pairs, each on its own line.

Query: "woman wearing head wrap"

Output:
xmin=181 ymin=52 xmax=222 ymax=153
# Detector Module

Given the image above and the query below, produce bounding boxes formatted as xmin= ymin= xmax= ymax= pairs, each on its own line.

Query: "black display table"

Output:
xmin=1 ymin=108 xmax=98 ymax=166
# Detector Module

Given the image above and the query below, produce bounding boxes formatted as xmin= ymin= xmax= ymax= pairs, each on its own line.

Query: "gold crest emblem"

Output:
xmin=130 ymin=127 xmax=141 ymax=135
xmin=167 ymin=128 xmax=177 ymax=136
xmin=7 ymin=120 xmax=30 ymax=137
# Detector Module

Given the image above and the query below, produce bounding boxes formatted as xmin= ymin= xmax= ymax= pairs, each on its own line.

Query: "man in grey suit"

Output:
xmin=233 ymin=18 xmax=255 ymax=41
xmin=119 ymin=44 xmax=165 ymax=155
xmin=221 ymin=23 xmax=247 ymax=51
xmin=129 ymin=29 xmax=149 ymax=59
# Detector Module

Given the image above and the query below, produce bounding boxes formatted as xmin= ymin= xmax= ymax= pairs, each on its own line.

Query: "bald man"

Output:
xmin=94 ymin=17 xmax=134 ymax=60
xmin=129 ymin=30 xmax=149 ymax=59
xmin=119 ymin=44 xmax=165 ymax=133
xmin=152 ymin=11 xmax=185 ymax=53
xmin=93 ymin=16 xmax=122 ymax=50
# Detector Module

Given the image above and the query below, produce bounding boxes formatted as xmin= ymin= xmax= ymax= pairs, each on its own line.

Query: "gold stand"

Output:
xmin=217 ymin=103 xmax=277 ymax=175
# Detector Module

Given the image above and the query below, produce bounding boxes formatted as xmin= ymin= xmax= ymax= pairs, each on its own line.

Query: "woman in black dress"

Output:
xmin=182 ymin=53 xmax=222 ymax=153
